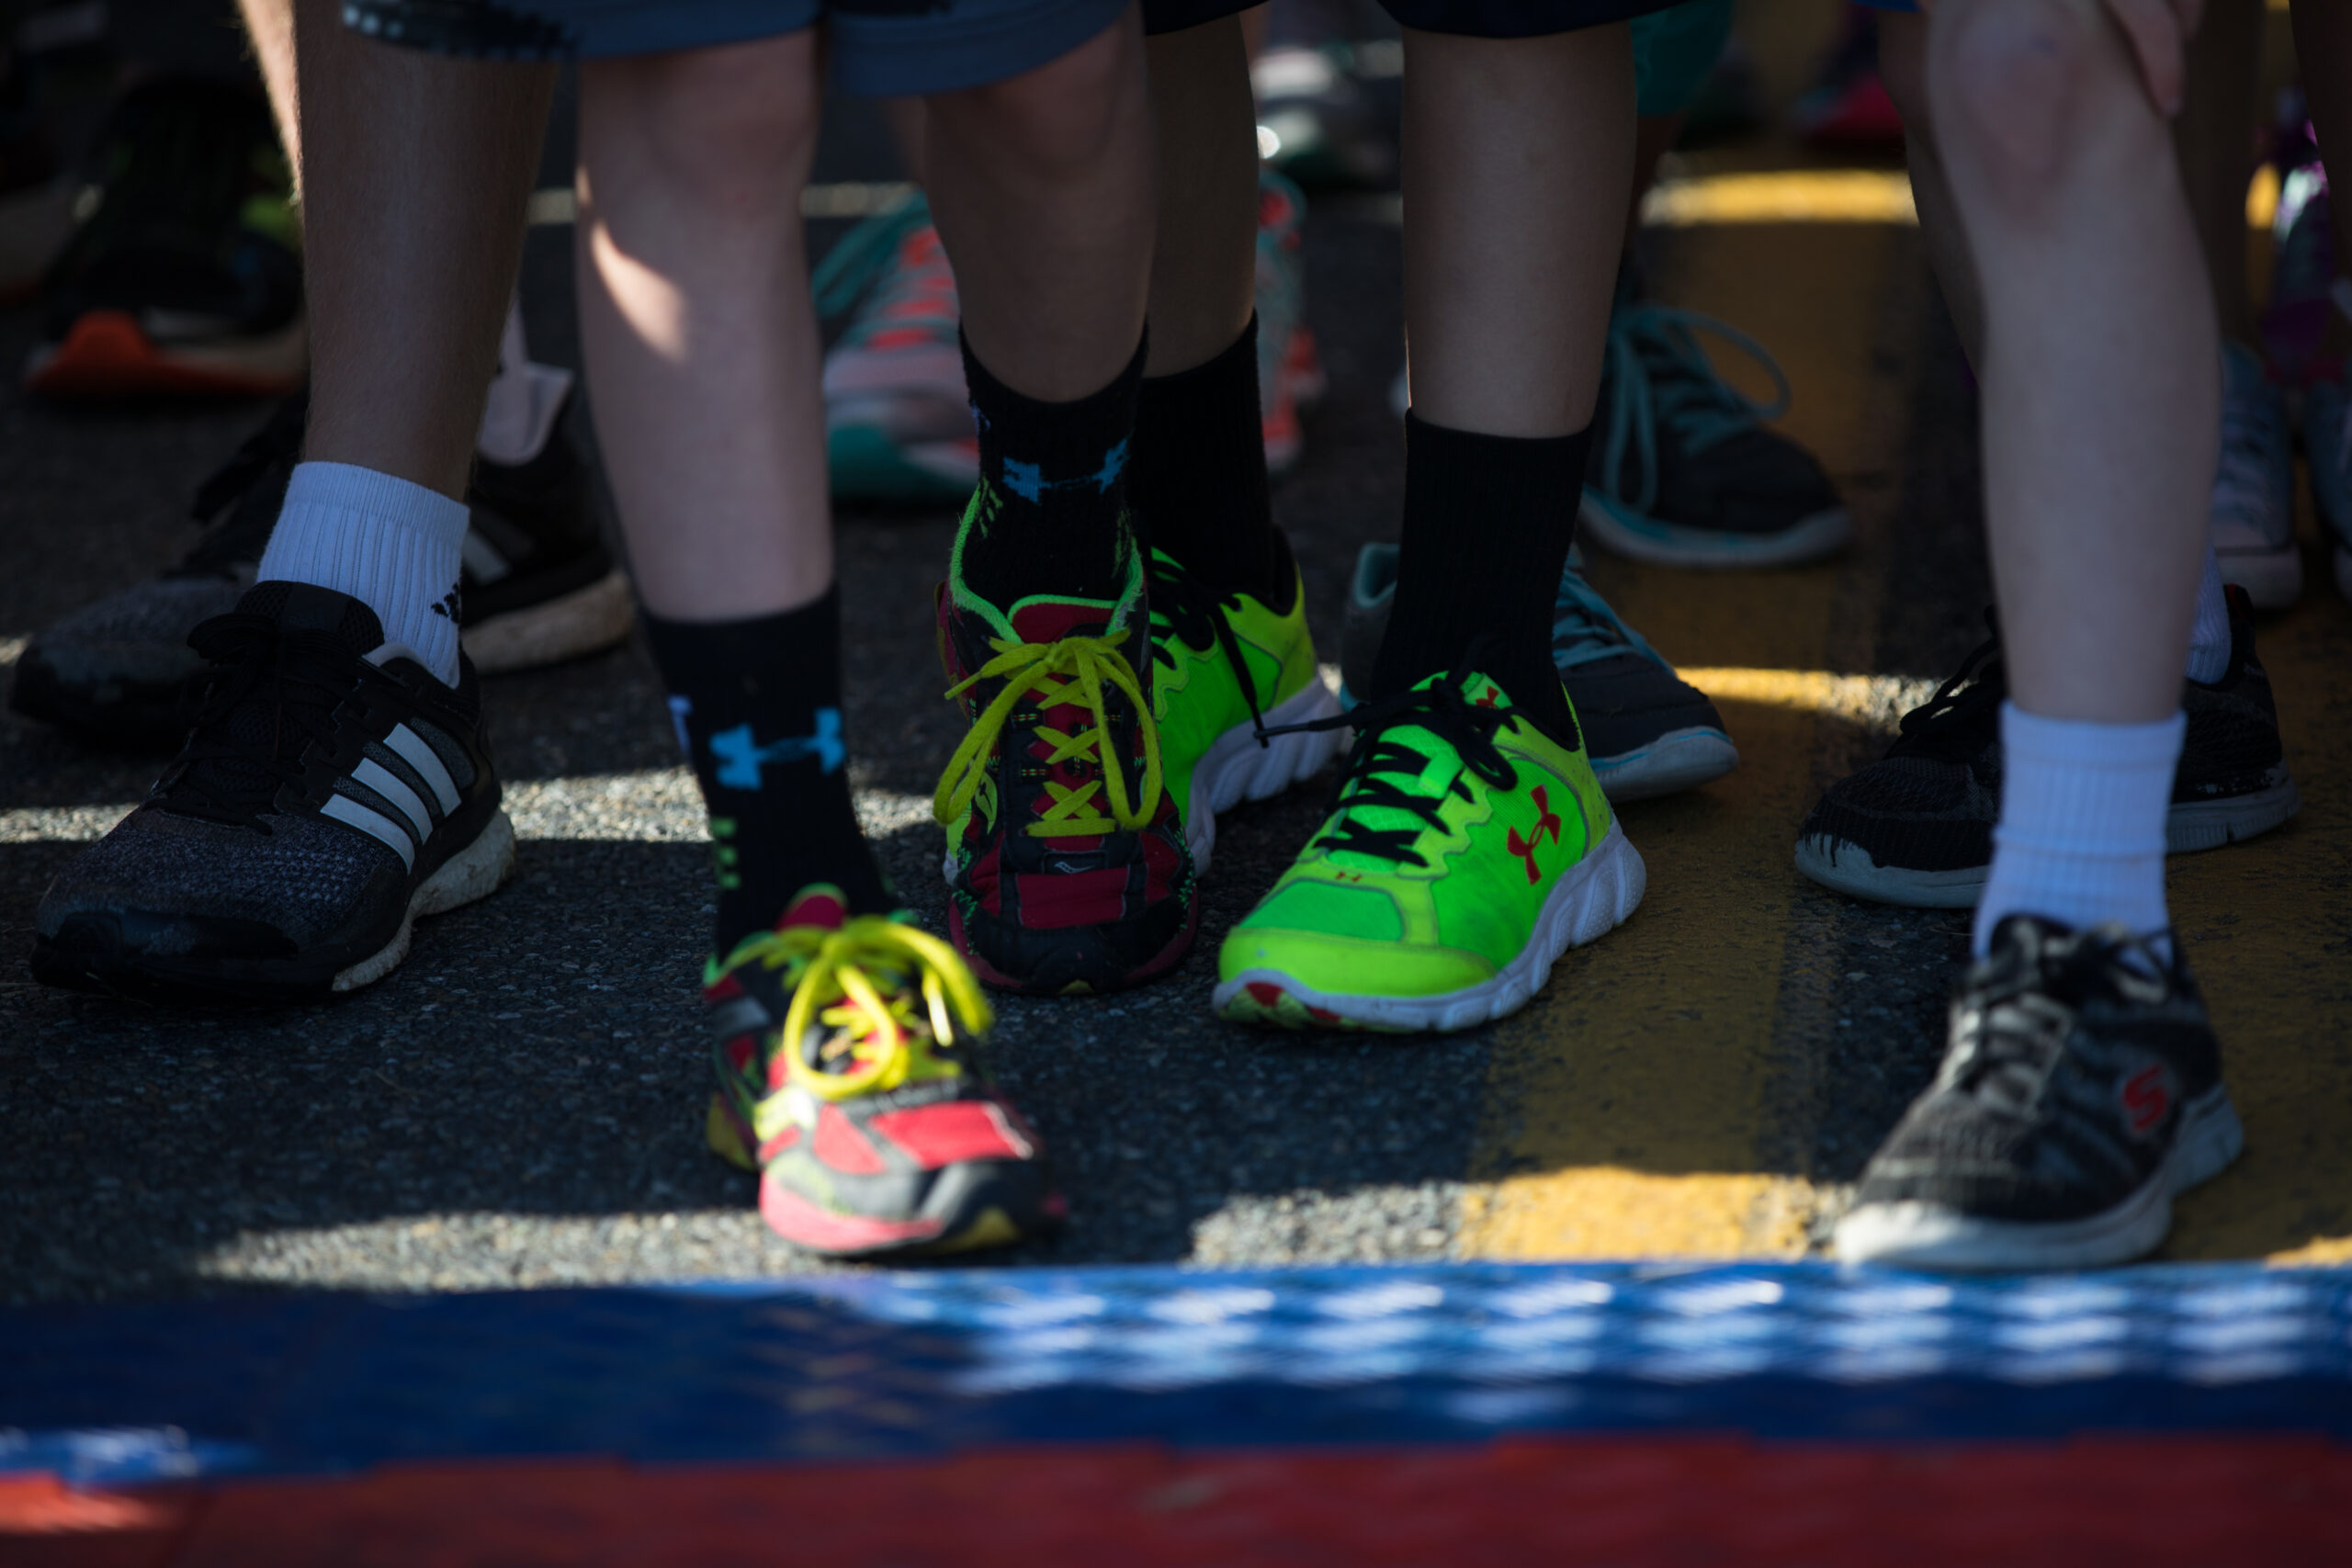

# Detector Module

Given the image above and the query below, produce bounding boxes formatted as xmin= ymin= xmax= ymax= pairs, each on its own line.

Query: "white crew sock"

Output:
xmin=256 ymin=461 xmax=470 ymax=686
xmin=474 ymin=299 xmax=574 ymax=468
xmin=2186 ymin=543 xmax=2232 ymax=684
xmin=1973 ymin=702 xmax=2183 ymax=955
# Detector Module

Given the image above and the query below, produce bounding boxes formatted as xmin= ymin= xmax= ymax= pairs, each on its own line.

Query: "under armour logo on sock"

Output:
xmin=429 ymin=585 xmax=462 ymax=621
xmin=1000 ymin=438 xmax=1129 ymax=504
xmin=709 ymin=709 xmax=844 ymax=787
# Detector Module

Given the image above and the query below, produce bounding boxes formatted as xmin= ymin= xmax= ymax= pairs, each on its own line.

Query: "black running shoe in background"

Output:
xmin=1579 ymin=302 xmax=1851 ymax=569
xmin=1794 ymin=590 xmax=2301 ymax=907
xmin=27 ymin=75 xmax=304 ymax=398
xmin=32 ymin=582 xmax=515 ymax=1002
xmin=10 ymin=389 xmax=632 ymax=748
xmin=1834 ymin=915 xmax=2244 ymax=1269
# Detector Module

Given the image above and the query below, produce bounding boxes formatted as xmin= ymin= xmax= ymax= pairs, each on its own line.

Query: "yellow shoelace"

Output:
xmin=933 ymin=630 xmax=1164 ymax=838
xmin=734 ymin=919 xmax=991 ymax=1143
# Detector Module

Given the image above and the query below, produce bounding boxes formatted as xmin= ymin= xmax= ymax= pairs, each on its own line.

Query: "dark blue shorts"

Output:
xmin=1374 ymin=0 xmax=1685 ymax=39
xmin=344 ymin=0 xmax=1134 ymax=96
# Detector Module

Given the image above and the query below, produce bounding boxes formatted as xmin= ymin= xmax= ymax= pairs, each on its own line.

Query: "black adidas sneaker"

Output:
xmin=1834 ymin=915 xmax=2244 ymax=1269
xmin=32 ymin=582 xmax=515 ymax=1003
xmin=10 ymin=389 xmax=631 ymax=749
xmin=1794 ymin=590 xmax=2301 ymax=906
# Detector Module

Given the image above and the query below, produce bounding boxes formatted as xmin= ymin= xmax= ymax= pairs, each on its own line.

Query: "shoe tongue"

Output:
xmin=236 ymin=581 xmax=386 ymax=658
xmin=1008 ymin=596 xmax=1116 ymax=645
xmin=1439 ymin=669 xmax=1516 ymax=714
xmin=777 ymin=886 xmax=851 ymax=931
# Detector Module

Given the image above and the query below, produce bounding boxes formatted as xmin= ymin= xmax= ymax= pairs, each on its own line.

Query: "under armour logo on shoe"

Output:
xmin=709 ymin=710 xmax=845 ymax=787
xmin=999 ymin=438 xmax=1129 ymax=504
xmin=1505 ymin=785 xmax=1564 ymax=884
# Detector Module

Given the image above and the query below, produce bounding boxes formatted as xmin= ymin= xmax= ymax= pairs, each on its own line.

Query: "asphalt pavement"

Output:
xmin=6 ymin=15 xmax=2349 ymax=1305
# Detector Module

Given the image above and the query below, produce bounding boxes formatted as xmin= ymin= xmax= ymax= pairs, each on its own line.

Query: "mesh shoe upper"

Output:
xmin=933 ymin=514 xmax=1195 ymax=994
xmin=1849 ymin=916 xmax=2226 ymax=1224
xmin=1799 ymin=594 xmax=2290 ymax=878
xmin=34 ymin=581 xmax=503 ymax=990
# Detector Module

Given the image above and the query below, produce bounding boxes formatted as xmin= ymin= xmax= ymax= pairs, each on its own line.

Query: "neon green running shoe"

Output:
xmin=1148 ymin=536 xmax=1346 ymax=874
xmin=1215 ymin=660 xmax=1646 ymax=1032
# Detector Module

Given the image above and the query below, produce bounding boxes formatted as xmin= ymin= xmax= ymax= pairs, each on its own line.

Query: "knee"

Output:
xmin=585 ymin=38 xmax=820 ymax=209
xmin=935 ymin=20 xmax=1140 ymax=177
xmin=1930 ymin=0 xmax=2161 ymax=199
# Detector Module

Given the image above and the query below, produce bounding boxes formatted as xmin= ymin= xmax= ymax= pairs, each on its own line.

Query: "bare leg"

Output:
xmin=1404 ymin=24 xmax=1634 ymax=437
xmin=238 ymin=0 xmax=299 ymax=168
xmin=868 ymin=10 xmax=1249 ymax=378
xmin=294 ymin=0 xmax=551 ymax=500
xmin=1929 ymin=0 xmax=2215 ymax=724
xmin=926 ymin=8 xmax=1155 ymax=401
xmin=578 ymin=34 xmax=830 ymax=622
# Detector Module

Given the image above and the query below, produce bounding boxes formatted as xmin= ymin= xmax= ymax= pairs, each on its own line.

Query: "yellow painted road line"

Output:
xmin=1461 ymin=222 xmax=1916 ymax=1260
xmin=1325 ymin=170 xmax=1921 ymax=232
xmin=1641 ymin=170 xmax=1917 ymax=229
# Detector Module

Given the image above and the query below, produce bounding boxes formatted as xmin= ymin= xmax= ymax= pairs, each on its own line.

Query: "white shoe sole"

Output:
xmin=333 ymin=808 xmax=518 ymax=991
xmin=1593 ymin=726 xmax=1739 ymax=804
xmin=463 ymin=569 xmax=637 ymax=676
xmin=1579 ymin=491 xmax=1855 ymax=570
xmin=1833 ymin=1085 xmax=2245 ymax=1270
xmin=1796 ymin=777 xmax=2303 ymax=908
xmin=1214 ymin=818 xmax=1646 ymax=1033
xmin=1187 ymin=677 xmax=1348 ymax=874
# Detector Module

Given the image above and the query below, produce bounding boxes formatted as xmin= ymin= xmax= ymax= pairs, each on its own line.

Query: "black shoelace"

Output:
xmin=1148 ymin=552 xmax=1268 ymax=747
xmin=1256 ymin=637 xmax=1519 ymax=869
xmin=1887 ymin=611 xmax=2007 ymax=764
xmin=1944 ymin=921 xmax=2176 ymax=1118
xmin=160 ymin=613 xmax=356 ymax=829
xmin=174 ymin=397 xmax=306 ymax=579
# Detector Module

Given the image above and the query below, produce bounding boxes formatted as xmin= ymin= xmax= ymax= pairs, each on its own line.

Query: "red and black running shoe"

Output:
xmin=704 ymin=886 xmax=1060 ymax=1258
xmin=931 ymin=508 xmax=1197 ymax=995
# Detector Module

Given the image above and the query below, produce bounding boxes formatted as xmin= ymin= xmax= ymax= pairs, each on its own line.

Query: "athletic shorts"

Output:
xmin=1375 ymin=0 xmax=1684 ymax=41
xmin=345 ymin=0 xmax=1133 ymax=96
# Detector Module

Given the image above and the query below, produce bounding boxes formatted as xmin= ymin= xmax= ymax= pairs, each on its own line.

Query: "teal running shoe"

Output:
xmin=1337 ymin=542 xmax=1736 ymax=802
xmin=1582 ymin=304 xmax=1850 ymax=568
xmin=816 ymin=175 xmax=1322 ymax=502
xmin=814 ymin=193 xmax=975 ymax=506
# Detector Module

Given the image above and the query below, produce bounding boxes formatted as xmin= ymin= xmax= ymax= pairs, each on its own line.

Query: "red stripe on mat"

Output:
xmin=8 ymin=1438 xmax=2351 ymax=1566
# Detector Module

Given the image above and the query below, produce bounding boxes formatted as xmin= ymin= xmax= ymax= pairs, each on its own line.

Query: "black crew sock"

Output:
xmin=956 ymin=332 xmax=1148 ymax=608
xmin=1130 ymin=314 xmax=1284 ymax=604
xmin=642 ymin=588 xmax=893 ymax=955
xmin=1369 ymin=412 xmax=1589 ymax=750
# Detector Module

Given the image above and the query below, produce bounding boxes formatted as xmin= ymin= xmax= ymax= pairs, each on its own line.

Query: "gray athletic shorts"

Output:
xmin=343 ymin=0 xmax=1134 ymax=96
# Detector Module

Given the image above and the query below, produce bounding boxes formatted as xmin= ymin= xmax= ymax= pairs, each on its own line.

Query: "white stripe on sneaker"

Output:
xmin=322 ymin=793 xmax=417 ymax=869
xmin=385 ymin=723 xmax=461 ymax=815
xmin=353 ymin=758 xmax=435 ymax=842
